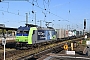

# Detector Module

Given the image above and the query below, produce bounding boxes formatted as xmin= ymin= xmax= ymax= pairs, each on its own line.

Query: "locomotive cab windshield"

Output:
xmin=16 ymin=26 xmax=30 ymax=42
xmin=16 ymin=28 xmax=29 ymax=36
xmin=16 ymin=30 xmax=23 ymax=36
xmin=23 ymin=30 xmax=29 ymax=36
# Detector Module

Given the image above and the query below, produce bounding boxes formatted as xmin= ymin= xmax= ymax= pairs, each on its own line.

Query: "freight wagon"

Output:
xmin=56 ymin=29 xmax=65 ymax=40
xmin=56 ymin=29 xmax=69 ymax=40
xmin=64 ymin=30 xmax=69 ymax=39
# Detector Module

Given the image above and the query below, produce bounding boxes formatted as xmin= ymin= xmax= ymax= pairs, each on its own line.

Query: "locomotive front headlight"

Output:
xmin=25 ymin=39 xmax=27 ymax=41
xmin=16 ymin=39 xmax=19 ymax=41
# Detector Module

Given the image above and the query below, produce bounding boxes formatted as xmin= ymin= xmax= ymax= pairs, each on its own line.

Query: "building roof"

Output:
xmin=0 ymin=27 xmax=17 ymax=30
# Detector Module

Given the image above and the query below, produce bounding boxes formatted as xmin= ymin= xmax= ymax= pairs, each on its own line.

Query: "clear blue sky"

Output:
xmin=0 ymin=0 xmax=90 ymax=31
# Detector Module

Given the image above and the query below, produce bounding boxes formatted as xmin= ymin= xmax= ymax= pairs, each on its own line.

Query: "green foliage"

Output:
xmin=82 ymin=40 xmax=86 ymax=45
xmin=0 ymin=29 xmax=13 ymax=34
xmin=8 ymin=30 xmax=12 ymax=34
xmin=82 ymin=39 xmax=90 ymax=45
xmin=0 ymin=29 xmax=2 ymax=34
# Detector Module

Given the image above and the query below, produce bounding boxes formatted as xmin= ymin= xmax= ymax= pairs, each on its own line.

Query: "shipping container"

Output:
xmin=64 ymin=30 xmax=68 ymax=38
xmin=76 ymin=31 xmax=79 ymax=37
xmin=56 ymin=29 xmax=65 ymax=39
xmin=72 ymin=30 xmax=76 ymax=36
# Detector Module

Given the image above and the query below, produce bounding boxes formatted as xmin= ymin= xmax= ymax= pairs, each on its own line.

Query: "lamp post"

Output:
xmin=26 ymin=13 xmax=28 ymax=24
xmin=35 ymin=12 xmax=36 ymax=25
xmin=37 ymin=20 xmax=43 ymax=27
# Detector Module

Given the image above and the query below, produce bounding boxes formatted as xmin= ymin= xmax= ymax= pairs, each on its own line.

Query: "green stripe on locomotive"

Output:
xmin=51 ymin=30 xmax=57 ymax=40
xmin=52 ymin=35 xmax=56 ymax=40
xmin=16 ymin=27 xmax=37 ymax=44
xmin=28 ymin=27 xmax=37 ymax=44
xmin=16 ymin=36 xmax=28 ymax=42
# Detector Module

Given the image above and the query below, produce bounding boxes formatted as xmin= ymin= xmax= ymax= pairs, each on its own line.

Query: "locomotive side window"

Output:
xmin=33 ymin=30 xmax=35 ymax=34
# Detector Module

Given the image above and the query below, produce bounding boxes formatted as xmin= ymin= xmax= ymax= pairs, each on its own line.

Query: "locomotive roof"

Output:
xmin=25 ymin=24 xmax=38 ymax=27
xmin=37 ymin=27 xmax=54 ymax=30
xmin=18 ymin=24 xmax=55 ymax=30
xmin=18 ymin=26 xmax=30 ymax=30
xmin=47 ymin=27 xmax=54 ymax=29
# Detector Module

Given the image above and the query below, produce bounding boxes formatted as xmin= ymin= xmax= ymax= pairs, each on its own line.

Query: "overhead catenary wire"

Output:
xmin=0 ymin=9 xmax=32 ymax=20
xmin=0 ymin=9 xmax=33 ymax=24
xmin=0 ymin=0 xmax=68 ymax=22
xmin=28 ymin=0 xmax=65 ymax=20
xmin=42 ymin=0 xmax=47 ymax=21
xmin=31 ymin=0 xmax=34 ymax=22
xmin=0 ymin=1 xmax=31 ymax=20
xmin=0 ymin=9 xmax=25 ymax=17
xmin=0 ymin=1 xmax=9 ymax=12
xmin=1 ymin=0 xmax=63 ymax=20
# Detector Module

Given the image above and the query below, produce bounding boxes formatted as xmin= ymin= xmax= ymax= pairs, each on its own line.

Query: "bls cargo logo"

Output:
xmin=37 ymin=30 xmax=46 ymax=40
xmin=38 ymin=32 xmax=45 ymax=35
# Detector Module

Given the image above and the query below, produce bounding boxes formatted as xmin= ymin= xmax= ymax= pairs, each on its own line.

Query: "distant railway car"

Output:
xmin=79 ymin=31 xmax=84 ymax=37
xmin=68 ymin=30 xmax=73 ymax=37
xmin=15 ymin=24 xmax=56 ymax=48
xmin=72 ymin=30 xmax=77 ymax=38
xmin=80 ymin=31 xmax=83 ymax=35
xmin=64 ymin=30 xmax=68 ymax=39
xmin=72 ymin=30 xmax=76 ymax=36
xmin=56 ymin=29 xmax=65 ymax=39
xmin=68 ymin=30 xmax=73 ymax=39
xmin=61 ymin=29 xmax=65 ymax=38
xmin=76 ymin=31 xmax=79 ymax=37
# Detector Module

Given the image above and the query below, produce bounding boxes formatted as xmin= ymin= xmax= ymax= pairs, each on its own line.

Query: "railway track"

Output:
xmin=0 ymin=37 xmax=84 ymax=60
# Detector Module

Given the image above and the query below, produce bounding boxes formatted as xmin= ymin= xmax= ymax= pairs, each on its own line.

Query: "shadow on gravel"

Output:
xmin=27 ymin=57 xmax=37 ymax=60
xmin=52 ymin=48 xmax=64 ymax=54
xmin=5 ymin=42 xmax=16 ymax=48
xmin=75 ymin=51 xmax=86 ymax=55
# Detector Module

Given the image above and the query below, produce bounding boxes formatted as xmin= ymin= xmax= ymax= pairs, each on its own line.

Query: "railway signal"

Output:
xmin=2 ymin=38 xmax=6 ymax=60
xmin=2 ymin=38 xmax=6 ymax=45
xmin=84 ymin=19 xmax=86 ymax=29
